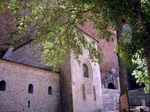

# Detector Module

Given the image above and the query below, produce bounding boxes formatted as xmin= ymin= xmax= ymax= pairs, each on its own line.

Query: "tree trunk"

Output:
xmin=146 ymin=52 xmax=150 ymax=79
xmin=116 ymin=29 xmax=130 ymax=111
xmin=118 ymin=57 xmax=129 ymax=112
xmin=119 ymin=58 xmax=127 ymax=95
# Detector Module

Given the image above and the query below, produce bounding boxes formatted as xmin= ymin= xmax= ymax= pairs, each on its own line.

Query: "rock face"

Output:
xmin=77 ymin=22 xmax=118 ymax=72
xmin=0 ymin=11 xmax=17 ymax=57
xmin=0 ymin=11 xmax=10 ymax=57
xmin=0 ymin=10 xmax=34 ymax=58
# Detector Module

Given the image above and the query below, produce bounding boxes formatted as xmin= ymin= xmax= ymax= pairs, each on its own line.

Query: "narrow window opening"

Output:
xmin=82 ymin=84 xmax=86 ymax=100
xmin=28 ymin=100 xmax=30 ymax=108
xmin=28 ymin=84 xmax=33 ymax=93
xmin=83 ymin=64 xmax=89 ymax=78
xmin=93 ymin=86 xmax=96 ymax=100
xmin=0 ymin=80 xmax=6 ymax=91
xmin=48 ymin=86 xmax=52 ymax=95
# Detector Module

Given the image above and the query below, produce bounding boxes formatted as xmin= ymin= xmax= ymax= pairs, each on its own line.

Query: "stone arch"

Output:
xmin=0 ymin=80 xmax=6 ymax=91
xmin=108 ymin=83 xmax=115 ymax=89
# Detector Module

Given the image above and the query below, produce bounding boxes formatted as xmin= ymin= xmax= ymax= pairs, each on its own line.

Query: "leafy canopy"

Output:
xmin=1 ymin=0 xmax=150 ymax=90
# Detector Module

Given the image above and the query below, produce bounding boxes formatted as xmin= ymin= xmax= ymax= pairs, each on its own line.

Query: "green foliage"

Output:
xmin=7 ymin=0 xmax=19 ymax=13
xmin=132 ymin=50 xmax=150 ymax=92
xmin=0 ymin=0 xmax=150 ymax=90
xmin=2 ymin=0 xmax=102 ymax=70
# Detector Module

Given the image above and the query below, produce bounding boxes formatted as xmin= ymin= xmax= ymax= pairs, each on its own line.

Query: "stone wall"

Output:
xmin=0 ymin=59 xmax=59 ymax=112
xmin=70 ymin=34 xmax=103 ymax=112
xmin=129 ymin=88 xmax=150 ymax=107
xmin=102 ymin=89 xmax=120 ymax=112
xmin=59 ymin=54 xmax=73 ymax=112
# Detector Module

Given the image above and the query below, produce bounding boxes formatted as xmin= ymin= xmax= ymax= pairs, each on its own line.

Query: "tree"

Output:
xmin=0 ymin=0 xmax=150 ymax=104
xmin=1 ymin=0 xmax=102 ymax=69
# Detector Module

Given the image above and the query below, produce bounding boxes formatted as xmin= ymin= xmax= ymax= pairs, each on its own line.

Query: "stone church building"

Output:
xmin=0 ymin=22 xmax=120 ymax=112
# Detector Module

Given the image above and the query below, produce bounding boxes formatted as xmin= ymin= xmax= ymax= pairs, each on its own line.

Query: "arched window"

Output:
xmin=48 ymin=86 xmax=52 ymax=95
xmin=28 ymin=84 xmax=33 ymax=93
xmin=82 ymin=84 xmax=86 ymax=100
xmin=108 ymin=83 xmax=115 ymax=89
xmin=83 ymin=64 xmax=89 ymax=78
xmin=28 ymin=100 xmax=30 ymax=108
xmin=0 ymin=80 xmax=6 ymax=91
